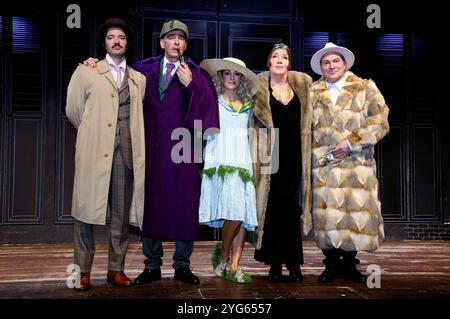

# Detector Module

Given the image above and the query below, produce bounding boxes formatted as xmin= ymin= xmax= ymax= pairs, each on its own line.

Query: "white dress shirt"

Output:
xmin=106 ymin=53 xmax=126 ymax=87
xmin=325 ymin=77 xmax=345 ymax=104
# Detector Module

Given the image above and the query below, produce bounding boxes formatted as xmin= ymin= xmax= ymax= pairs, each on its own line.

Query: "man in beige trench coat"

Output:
xmin=66 ymin=18 xmax=146 ymax=291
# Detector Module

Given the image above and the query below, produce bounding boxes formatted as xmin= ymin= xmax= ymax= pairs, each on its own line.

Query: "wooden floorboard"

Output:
xmin=0 ymin=240 xmax=450 ymax=299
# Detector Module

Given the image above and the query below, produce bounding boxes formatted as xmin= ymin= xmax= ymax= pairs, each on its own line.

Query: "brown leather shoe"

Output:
xmin=107 ymin=271 xmax=132 ymax=287
xmin=74 ymin=272 xmax=90 ymax=291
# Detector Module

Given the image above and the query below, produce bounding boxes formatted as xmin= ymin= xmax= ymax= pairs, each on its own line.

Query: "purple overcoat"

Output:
xmin=133 ymin=56 xmax=219 ymax=240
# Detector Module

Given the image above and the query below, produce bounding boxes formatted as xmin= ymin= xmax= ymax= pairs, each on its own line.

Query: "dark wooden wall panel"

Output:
xmin=412 ymin=126 xmax=439 ymax=220
xmin=55 ymin=15 xmax=91 ymax=224
xmin=55 ymin=120 xmax=76 ymax=223
xmin=443 ymin=124 xmax=450 ymax=223
xmin=220 ymin=22 xmax=290 ymax=72
xmin=379 ymin=126 xmax=405 ymax=220
xmin=5 ymin=117 xmax=42 ymax=224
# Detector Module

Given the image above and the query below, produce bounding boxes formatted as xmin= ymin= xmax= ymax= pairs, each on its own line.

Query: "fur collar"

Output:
xmin=311 ymin=71 xmax=369 ymax=105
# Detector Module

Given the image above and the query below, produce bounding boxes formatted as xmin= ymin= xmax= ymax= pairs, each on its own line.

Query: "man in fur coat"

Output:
xmin=310 ymin=43 xmax=389 ymax=283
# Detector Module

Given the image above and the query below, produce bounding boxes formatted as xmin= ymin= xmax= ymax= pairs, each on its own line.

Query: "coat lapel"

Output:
xmin=97 ymin=60 xmax=117 ymax=91
xmin=148 ymin=57 xmax=165 ymax=110
xmin=254 ymin=72 xmax=273 ymax=128
xmin=336 ymin=72 xmax=358 ymax=111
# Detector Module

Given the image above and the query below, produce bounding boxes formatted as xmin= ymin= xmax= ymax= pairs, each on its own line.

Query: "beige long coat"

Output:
xmin=66 ymin=60 xmax=146 ymax=228
xmin=311 ymin=71 xmax=389 ymax=252
xmin=252 ymin=71 xmax=313 ymax=250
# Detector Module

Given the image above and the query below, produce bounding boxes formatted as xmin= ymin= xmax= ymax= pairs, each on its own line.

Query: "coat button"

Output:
xmin=111 ymin=93 xmax=115 ymax=98
xmin=104 ymin=154 xmax=108 ymax=158
xmin=108 ymin=123 xmax=112 ymax=127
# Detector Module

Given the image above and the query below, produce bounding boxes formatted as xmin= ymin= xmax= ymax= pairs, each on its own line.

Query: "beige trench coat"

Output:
xmin=66 ymin=60 xmax=146 ymax=228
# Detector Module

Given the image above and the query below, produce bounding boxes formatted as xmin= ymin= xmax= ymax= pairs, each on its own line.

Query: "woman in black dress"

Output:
xmin=252 ymin=43 xmax=313 ymax=282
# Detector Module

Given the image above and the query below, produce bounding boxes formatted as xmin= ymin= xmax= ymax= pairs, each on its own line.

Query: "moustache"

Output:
xmin=112 ymin=44 xmax=123 ymax=49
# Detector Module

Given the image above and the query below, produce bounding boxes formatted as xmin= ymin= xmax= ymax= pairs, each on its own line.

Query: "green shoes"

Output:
xmin=226 ymin=267 xmax=252 ymax=284
xmin=214 ymin=261 xmax=228 ymax=278
xmin=212 ymin=242 xmax=229 ymax=278
xmin=211 ymin=241 xmax=224 ymax=270
xmin=211 ymin=242 xmax=251 ymax=283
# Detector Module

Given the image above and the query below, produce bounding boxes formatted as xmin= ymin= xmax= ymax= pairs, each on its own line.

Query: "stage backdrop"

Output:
xmin=0 ymin=0 xmax=448 ymax=243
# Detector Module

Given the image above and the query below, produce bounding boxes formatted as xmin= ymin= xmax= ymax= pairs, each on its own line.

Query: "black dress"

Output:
xmin=254 ymin=84 xmax=304 ymax=267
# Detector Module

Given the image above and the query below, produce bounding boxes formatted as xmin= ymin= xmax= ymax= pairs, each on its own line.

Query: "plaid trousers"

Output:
xmin=74 ymin=147 xmax=133 ymax=273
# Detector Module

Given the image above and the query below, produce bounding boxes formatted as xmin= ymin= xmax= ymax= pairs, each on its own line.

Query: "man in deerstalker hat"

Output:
xmin=131 ymin=19 xmax=219 ymax=285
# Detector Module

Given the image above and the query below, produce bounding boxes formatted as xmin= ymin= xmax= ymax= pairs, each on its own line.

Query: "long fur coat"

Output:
xmin=311 ymin=71 xmax=390 ymax=252
xmin=251 ymin=71 xmax=313 ymax=250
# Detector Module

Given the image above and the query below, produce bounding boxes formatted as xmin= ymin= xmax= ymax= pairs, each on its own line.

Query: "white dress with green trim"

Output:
xmin=199 ymin=95 xmax=258 ymax=231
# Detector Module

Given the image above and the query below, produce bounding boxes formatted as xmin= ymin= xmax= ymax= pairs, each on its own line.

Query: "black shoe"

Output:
xmin=133 ymin=268 xmax=161 ymax=285
xmin=174 ymin=267 xmax=200 ymax=285
xmin=287 ymin=265 xmax=303 ymax=283
xmin=341 ymin=253 xmax=367 ymax=283
xmin=344 ymin=267 xmax=367 ymax=283
xmin=318 ymin=266 xmax=338 ymax=283
xmin=268 ymin=264 xmax=283 ymax=282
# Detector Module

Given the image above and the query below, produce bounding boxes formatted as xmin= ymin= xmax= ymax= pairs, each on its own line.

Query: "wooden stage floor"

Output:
xmin=1 ymin=240 xmax=449 ymax=300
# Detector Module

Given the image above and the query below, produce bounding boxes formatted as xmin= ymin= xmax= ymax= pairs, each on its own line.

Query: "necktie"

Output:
xmin=116 ymin=66 xmax=122 ymax=89
xmin=164 ymin=63 xmax=175 ymax=82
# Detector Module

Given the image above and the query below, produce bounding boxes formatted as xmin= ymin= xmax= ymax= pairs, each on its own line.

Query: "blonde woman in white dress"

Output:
xmin=199 ymin=57 xmax=260 ymax=284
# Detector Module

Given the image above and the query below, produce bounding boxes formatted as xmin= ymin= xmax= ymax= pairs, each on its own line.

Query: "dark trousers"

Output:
xmin=142 ymin=237 xmax=193 ymax=270
xmin=322 ymin=248 xmax=359 ymax=269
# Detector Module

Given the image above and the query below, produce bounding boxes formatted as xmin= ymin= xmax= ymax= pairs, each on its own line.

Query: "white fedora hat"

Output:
xmin=310 ymin=42 xmax=355 ymax=75
xmin=200 ymin=57 xmax=260 ymax=96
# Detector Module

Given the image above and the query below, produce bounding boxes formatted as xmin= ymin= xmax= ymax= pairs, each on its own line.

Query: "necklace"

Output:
xmin=271 ymin=81 xmax=294 ymax=105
